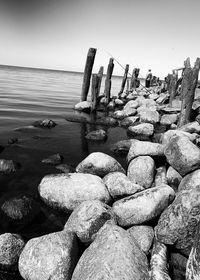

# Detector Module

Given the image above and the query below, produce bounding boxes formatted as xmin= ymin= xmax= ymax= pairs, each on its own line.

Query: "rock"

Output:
xmin=64 ymin=200 xmax=116 ymax=244
xmin=128 ymin=123 xmax=154 ymax=138
xmin=110 ymin=139 xmax=138 ymax=154
xmin=112 ymin=185 xmax=175 ymax=227
xmin=1 ymin=195 xmax=40 ymax=226
xmin=71 ymin=223 xmax=149 ymax=280
xmin=155 ymin=186 xmax=200 ymax=256
xmin=113 ymin=110 xmax=126 ymax=119
xmin=85 ymin=129 xmax=107 ymax=141
xmin=55 ymin=163 xmax=74 ymax=173
xmin=33 ymin=119 xmax=57 ymax=128
xmin=127 ymin=156 xmax=155 ymax=189
xmin=76 ymin=152 xmax=125 ymax=177
xmin=123 ymin=100 xmax=139 ymax=116
xmin=161 ymin=129 xmax=197 ymax=145
xmin=171 ymin=123 xmax=177 ymax=129
xmin=160 ymin=106 xmax=181 ymax=114
xmin=166 ymin=166 xmax=182 ymax=191
xmin=115 ymin=99 xmax=124 ymax=106
xmin=127 ymin=225 xmax=154 ymax=254
xmin=0 ymin=159 xmax=19 ymax=174
xmin=160 ymin=114 xmax=178 ymax=125
xmin=179 ymin=121 xmax=200 ymax=134
xmin=107 ymin=100 xmax=115 ymax=110
xmin=97 ymin=116 xmax=118 ymax=126
xmin=120 ymin=116 xmax=139 ymax=127
xmin=127 ymin=141 xmax=164 ymax=162
xmin=8 ymin=138 xmax=18 ymax=144
xmin=103 ymin=172 xmax=144 ymax=200
xmin=164 ymin=136 xmax=200 ymax=176
xmin=137 ymin=98 xmax=157 ymax=110
xmin=178 ymin=169 xmax=200 ymax=192
xmin=149 ymin=93 xmax=159 ymax=100
xmin=19 ymin=231 xmax=79 ymax=280
xmin=138 ymin=108 xmax=160 ymax=124
xmin=38 ymin=173 xmax=111 ymax=213
xmin=0 ymin=233 xmax=25 ymax=272
xmin=170 ymin=253 xmax=187 ymax=280
xmin=74 ymin=101 xmax=91 ymax=112
xmin=14 ymin=125 xmax=38 ymax=132
xmin=154 ymin=166 xmax=167 ymax=187
xmin=126 ymin=91 xmax=138 ymax=100
xmin=156 ymin=92 xmax=169 ymax=104
xmin=42 ymin=153 xmax=63 ymax=165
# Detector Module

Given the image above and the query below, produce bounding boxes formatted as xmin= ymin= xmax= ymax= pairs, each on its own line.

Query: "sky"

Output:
xmin=0 ymin=0 xmax=199 ymax=78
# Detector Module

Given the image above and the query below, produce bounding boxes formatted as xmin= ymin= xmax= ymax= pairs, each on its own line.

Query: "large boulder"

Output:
xmin=112 ymin=185 xmax=175 ymax=227
xmin=76 ymin=152 xmax=125 ymax=177
xmin=64 ymin=200 xmax=116 ymax=244
xmin=38 ymin=173 xmax=111 ymax=213
xmin=164 ymin=136 xmax=200 ymax=176
xmin=178 ymin=169 xmax=200 ymax=192
xmin=138 ymin=108 xmax=160 ymax=124
xmin=160 ymin=114 xmax=178 ymax=126
xmin=161 ymin=129 xmax=197 ymax=145
xmin=127 ymin=123 xmax=154 ymax=138
xmin=110 ymin=139 xmax=138 ymax=154
xmin=123 ymin=100 xmax=139 ymax=116
xmin=155 ymin=186 xmax=200 ymax=256
xmin=166 ymin=166 xmax=182 ymax=191
xmin=71 ymin=223 xmax=149 ymax=280
xmin=19 ymin=231 xmax=79 ymax=280
xmin=103 ymin=172 xmax=144 ymax=200
xmin=127 ymin=141 xmax=164 ymax=162
xmin=127 ymin=156 xmax=155 ymax=189
xmin=179 ymin=121 xmax=200 ymax=134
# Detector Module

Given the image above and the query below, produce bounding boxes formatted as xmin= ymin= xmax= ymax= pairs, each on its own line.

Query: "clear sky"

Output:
xmin=0 ymin=0 xmax=199 ymax=78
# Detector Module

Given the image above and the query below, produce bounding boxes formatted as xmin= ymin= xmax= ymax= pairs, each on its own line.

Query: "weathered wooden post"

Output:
xmin=81 ymin=48 xmax=97 ymax=101
xmin=169 ymin=70 xmax=178 ymax=106
xmin=104 ymin=58 xmax=114 ymax=104
xmin=130 ymin=68 xmax=140 ymax=91
xmin=126 ymin=78 xmax=130 ymax=94
xmin=178 ymin=57 xmax=200 ymax=127
xmin=97 ymin=66 xmax=104 ymax=96
xmin=119 ymin=64 xmax=129 ymax=97
xmin=91 ymin=74 xmax=99 ymax=112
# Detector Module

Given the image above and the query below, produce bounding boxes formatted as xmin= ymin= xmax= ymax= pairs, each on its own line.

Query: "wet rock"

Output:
xmin=161 ymin=129 xmax=197 ymax=145
xmin=97 ymin=116 xmax=118 ymax=126
xmin=127 ymin=225 xmax=154 ymax=254
xmin=74 ymin=101 xmax=91 ymax=112
xmin=138 ymin=108 xmax=160 ymax=124
xmin=179 ymin=121 xmax=200 ymax=134
xmin=33 ymin=119 xmax=57 ymax=128
xmin=0 ymin=159 xmax=19 ymax=174
xmin=64 ymin=200 xmax=116 ymax=244
xmin=170 ymin=253 xmax=187 ymax=280
xmin=126 ymin=91 xmax=138 ymax=100
xmin=55 ymin=163 xmax=75 ymax=173
xmin=128 ymin=123 xmax=154 ymax=137
xmin=38 ymin=173 xmax=111 ymax=213
xmin=14 ymin=125 xmax=38 ymax=132
xmin=160 ymin=114 xmax=178 ymax=125
xmin=41 ymin=153 xmax=63 ymax=165
xmin=127 ymin=156 xmax=155 ymax=189
xmin=0 ymin=233 xmax=25 ymax=272
xmin=178 ymin=169 xmax=200 ymax=192
xmin=120 ymin=116 xmax=139 ymax=127
xmin=156 ymin=92 xmax=169 ymax=104
xmin=103 ymin=172 xmax=144 ymax=200
xmin=76 ymin=152 xmax=125 ymax=177
xmin=123 ymin=100 xmax=138 ymax=116
xmin=127 ymin=141 xmax=164 ymax=162
xmin=154 ymin=166 xmax=167 ymax=187
xmin=166 ymin=166 xmax=182 ymax=191
xmin=8 ymin=138 xmax=18 ymax=145
xmin=71 ymin=223 xmax=149 ymax=280
xmin=112 ymin=185 xmax=175 ymax=227
xmin=110 ymin=139 xmax=138 ymax=154
xmin=19 ymin=231 xmax=79 ymax=280
xmin=85 ymin=129 xmax=107 ymax=141
xmin=164 ymin=135 xmax=200 ymax=176
xmin=155 ymin=186 xmax=200 ymax=256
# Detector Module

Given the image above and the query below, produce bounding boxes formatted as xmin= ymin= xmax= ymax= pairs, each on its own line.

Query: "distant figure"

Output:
xmin=145 ymin=69 xmax=152 ymax=88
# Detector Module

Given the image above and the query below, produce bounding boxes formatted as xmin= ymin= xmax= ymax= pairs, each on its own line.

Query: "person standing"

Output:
xmin=145 ymin=69 xmax=152 ymax=88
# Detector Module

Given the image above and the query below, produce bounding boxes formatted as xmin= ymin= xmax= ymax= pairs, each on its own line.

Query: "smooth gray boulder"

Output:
xmin=127 ymin=225 xmax=154 ymax=254
xmin=138 ymin=108 xmax=160 ymax=124
xmin=85 ymin=129 xmax=107 ymax=141
xmin=164 ymin=136 xmax=200 ymax=176
xmin=123 ymin=100 xmax=139 ymax=115
xmin=64 ymin=200 xmax=116 ymax=244
xmin=76 ymin=152 xmax=125 ymax=177
xmin=71 ymin=223 xmax=149 ymax=280
xmin=128 ymin=123 xmax=154 ymax=137
xmin=19 ymin=231 xmax=79 ymax=280
xmin=161 ymin=129 xmax=197 ymax=145
xmin=155 ymin=186 xmax=200 ymax=256
xmin=166 ymin=166 xmax=182 ymax=191
xmin=160 ymin=114 xmax=178 ymax=125
xmin=178 ymin=169 xmax=200 ymax=192
xmin=38 ymin=173 xmax=111 ymax=213
xmin=110 ymin=139 xmax=138 ymax=154
xmin=112 ymin=185 xmax=175 ymax=227
xmin=103 ymin=172 xmax=144 ymax=199
xmin=127 ymin=156 xmax=155 ymax=189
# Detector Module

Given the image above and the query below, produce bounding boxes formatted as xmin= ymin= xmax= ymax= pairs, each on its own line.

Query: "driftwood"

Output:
xmin=104 ymin=58 xmax=114 ymax=104
xmin=119 ymin=64 xmax=129 ymax=96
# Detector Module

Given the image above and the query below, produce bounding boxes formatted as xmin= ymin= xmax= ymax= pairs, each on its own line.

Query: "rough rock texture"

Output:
xmin=166 ymin=166 xmax=182 ymax=191
xmin=170 ymin=253 xmax=187 ymax=280
xmin=160 ymin=114 xmax=178 ymax=126
xmin=64 ymin=200 xmax=116 ymax=244
xmin=128 ymin=123 xmax=154 ymax=137
xmin=113 ymin=110 xmax=126 ymax=119
xmin=33 ymin=119 xmax=57 ymax=128
xmin=156 ymin=92 xmax=169 ymax=104
xmin=38 ymin=173 xmax=111 ymax=213
xmin=120 ymin=116 xmax=139 ymax=127
xmin=123 ymin=100 xmax=139 ymax=115
xmin=161 ymin=130 xmax=197 ymax=145
xmin=179 ymin=121 xmax=200 ymax=134
xmin=138 ymin=108 xmax=160 ymax=124
xmin=19 ymin=231 xmax=79 ymax=280
xmin=155 ymin=186 xmax=200 ymax=256
xmin=0 ymin=233 xmax=25 ymax=271
xmin=154 ymin=166 xmax=167 ymax=187
xmin=164 ymin=136 xmax=200 ymax=176
xmin=178 ymin=169 xmax=200 ymax=192
xmin=110 ymin=139 xmax=138 ymax=154
xmin=96 ymin=116 xmax=118 ymax=126
xmin=42 ymin=153 xmax=63 ymax=165
xmin=103 ymin=172 xmax=144 ymax=199
xmin=127 ymin=141 xmax=164 ymax=162
xmin=74 ymin=101 xmax=91 ymax=112
xmin=127 ymin=156 xmax=155 ymax=189
xmin=76 ymin=152 xmax=125 ymax=177
xmin=127 ymin=225 xmax=154 ymax=254
xmin=71 ymin=223 xmax=149 ymax=280
xmin=85 ymin=129 xmax=107 ymax=141
xmin=0 ymin=159 xmax=18 ymax=174
xmin=112 ymin=185 xmax=175 ymax=226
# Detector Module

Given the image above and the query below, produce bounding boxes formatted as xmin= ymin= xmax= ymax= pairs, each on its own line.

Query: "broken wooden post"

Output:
xmin=178 ymin=57 xmax=200 ymax=127
xmin=104 ymin=58 xmax=114 ymax=104
xmin=97 ymin=66 xmax=104 ymax=97
xmin=119 ymin=64 xmax=129 ymax=97
xmin=169 ymin=70 xmax=178 ymax=106
xmin=91 ymin=74 xmax=99 ymax=112
xmin=130 ymin=68 xmax=140 ymax=91
xmin=81 ymin=48 xmax=97 ymax=102
xmin=126 ymin=78 xmax=130 ymax=94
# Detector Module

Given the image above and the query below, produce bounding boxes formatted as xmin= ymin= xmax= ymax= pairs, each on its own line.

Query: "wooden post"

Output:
xmin=104 ymin=58 xmax=114 ymax=104
xmin=126 ymin=78 xmax=130 ymax=94
xmin=91 ymin=74 xmax=99 ymax=112
xmin=81 ymin=48 xmax=97 ymax=101
xmin=169 ymin=70 xmax=178 ymax=106
xmin=130 ymin=68 xmax=140 ymax=91
xmin=97 ymin=66 xmax=104 ymax=96
xmin=178 ymin=57 xmax=200 ymax=127
xmin=119 ymin=64 xmax=129 ymax=96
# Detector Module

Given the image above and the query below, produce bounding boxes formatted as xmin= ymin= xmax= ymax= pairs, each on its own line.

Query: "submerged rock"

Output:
xmin=8 ymin=138 xmax=18 ymax=145
xmin=41 ymin=153 xmax=63 ymax=165
xmin=110 ymin=139 xmax=138 ymax=154
xmin=76 ymin=152 xmax=125 ymax=177
xmin=85 ymin=129 xmax=107 ymax=141
xmin=0 ymin=159 xmax=19 ymax=174
xmin=19 ymin=231 xmax=79 ymax=280
xmin=38 ymin=173 xmax=111 ymax=213
xmin=127 ymin=123 xmax=154 ymax=137
xmin=33 ymin=119 xmax=57 ymax=128
xmin=55 ymin=163 xmax=74 ymax=173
